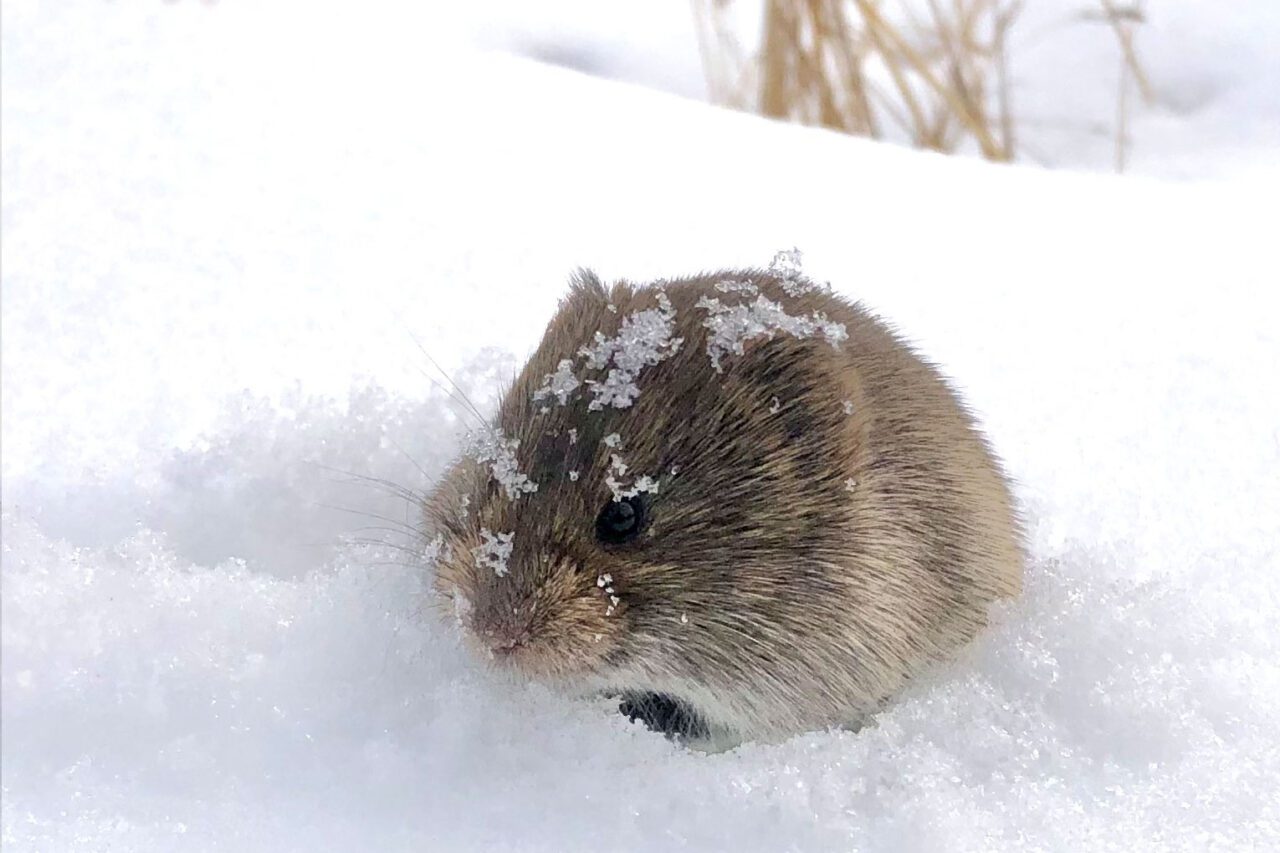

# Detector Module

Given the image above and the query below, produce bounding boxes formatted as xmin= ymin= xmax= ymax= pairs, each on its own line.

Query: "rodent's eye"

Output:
xmin=595 ymin=495 xmax=646 ymax=546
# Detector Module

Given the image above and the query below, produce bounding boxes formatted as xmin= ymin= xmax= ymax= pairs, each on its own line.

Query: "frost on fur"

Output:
xmin=605 ymin=453 xmax=660 ymax=502
xmin=423 ymin=533 xmax=449 ymax=568
xmin=474 ymin=528 xmax=515 ymax=577
xmin=466 ymin=428 xmax=538 ymax=500
xmin=696 ymin=294 xmax=848 ymax=372
xmin=769 ymin=247 xmax=820 ymax=297
xmin=715 ymin=278 xmax=759 ymax=296
xmin=532 ymin=359 xmax=581 ymax=406
xmin=579 ymin=292 xmax=683 ymax=410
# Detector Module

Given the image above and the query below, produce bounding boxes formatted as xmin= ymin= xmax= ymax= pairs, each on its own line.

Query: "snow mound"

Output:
xmin=3 ymin=394 xmax=1277 ymax=851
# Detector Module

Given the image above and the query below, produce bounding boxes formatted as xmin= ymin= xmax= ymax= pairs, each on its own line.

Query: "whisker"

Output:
xmin=311 ymin=462 xmax=427 ymax=505
xmin=406 ymin=330 xmax=491 ymax=427
xmin=314 ymin=502 xmax=431 ymax=537
xmin=412 ymin=362 xmax=486 ymax=429
xmin=383 ymin=436 xmax=440 ymax=493
xmin=343 ymin=537 xmax=430 ymax=557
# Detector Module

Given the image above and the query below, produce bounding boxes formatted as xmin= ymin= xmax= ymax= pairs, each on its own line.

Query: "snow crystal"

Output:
xmin=768 ymin=247 xmax=820 ymax=297
xmin=715 ymin=278 xmax=759 ymax=296
xmin=696 ymin=294 xmax=849 ymax=372
xmin=632 ymin=475 xmax=660 ymax=494
xmin=568 ymin=470 xmax=580 ymax=482
xmin=603 ymin=432 xmax=621 ymax=448
xmin=842 ymin=400 xmax=855 ymax=415
xmin=567 ymin=428 xmax=578 ymax=445
xmin=473 ymin=528 xmax=515 ymax=577
xmin=579 ymin=292 xmax=683 ymax=410
xmin=844 ymin=478 xmax=858 ymax=492
xmin=604 ymin=453 xmax=661 ymax=501
xmin=453 ymin=589 xmax=474 ymax=629
xmin=423 ymin=533 xmax=448 ymax=566
xmin=532 ymin=358 xmax=580 ymax=406
xmin=466 ymin=428 xmax=538 ymax=500
xmin=769 ymin=396 xmax=781 ymax=414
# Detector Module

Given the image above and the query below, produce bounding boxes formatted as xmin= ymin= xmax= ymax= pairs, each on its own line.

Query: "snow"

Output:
xmin=578 ymin=291 xmax=682 ymax=411
xmin=531 ymin=359 xmax=581 ymax=407
xmin=3 ymin=1 xmax=1279 ymax=851
xmin=466 ymin=429 xmax=538 ymax=501
xmin=474 ymin=529 xmax=515 ymax=579
xmin=697 ymin=287 xmax=849 ymax=373
xmin=469 ymin=1 xmax=1280 ymax=180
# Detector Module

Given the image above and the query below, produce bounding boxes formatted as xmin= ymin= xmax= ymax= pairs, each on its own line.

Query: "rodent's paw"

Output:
xmin=618 ymin=691 xmax=709 ymax=741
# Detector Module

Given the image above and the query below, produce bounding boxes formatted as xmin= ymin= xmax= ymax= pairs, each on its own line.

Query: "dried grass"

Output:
xmin=693 ymin=0 xmax=1150 ymax=168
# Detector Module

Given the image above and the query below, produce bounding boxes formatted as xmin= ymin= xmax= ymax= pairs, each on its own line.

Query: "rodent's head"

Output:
xmin=426 ymin=267 xmax=863 ymax=707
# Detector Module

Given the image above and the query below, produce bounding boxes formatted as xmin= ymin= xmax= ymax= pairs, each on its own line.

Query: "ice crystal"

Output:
xmin=715 ymin=278 xmax=759 ymax=296
xmin=423 ymin=533 xmax=448 ymax=568
xmin=466 ymin=429 xmax=538 ymax=500
xmin=579 ymin=292 xmax=682 ymax=410
xmin=532 ymin=358 xmax=580 ymax=406
xmin=769 ymin=247 xmax=819 ymax=297
xmin=696 ymin=294 xmax=848 ymax=372
xmin=474 ymin=528 xmax=515 ymax=577
xmin=605 ymin=453 xmax=660 ymax=501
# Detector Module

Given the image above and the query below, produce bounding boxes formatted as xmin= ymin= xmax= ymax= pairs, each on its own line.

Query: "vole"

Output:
xmin=425 ymin=253 xmax=1023 ymax=747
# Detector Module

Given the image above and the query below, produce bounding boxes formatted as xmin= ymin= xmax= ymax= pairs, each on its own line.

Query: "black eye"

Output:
xmin=596 ymin=495 xmax=647 ymax=546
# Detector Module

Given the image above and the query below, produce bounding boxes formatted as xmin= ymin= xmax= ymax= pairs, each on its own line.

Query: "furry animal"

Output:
xmin=425 ymin=262 xmax=1023 ymax=746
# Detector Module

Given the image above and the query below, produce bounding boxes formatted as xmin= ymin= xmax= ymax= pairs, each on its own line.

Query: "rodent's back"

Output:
xmin=825 ymin=299 xmax=1023 ymax=715
xmin=427 ymin=267 xmax=1023 ymax=744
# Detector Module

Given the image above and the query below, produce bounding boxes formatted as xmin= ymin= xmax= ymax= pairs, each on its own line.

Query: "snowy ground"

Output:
xmin=3 ymin=2 xmax=1279 ymax=851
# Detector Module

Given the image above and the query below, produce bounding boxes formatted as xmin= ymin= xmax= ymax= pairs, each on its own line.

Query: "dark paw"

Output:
xmin=618 ymin=692 xmax=709 ymax=740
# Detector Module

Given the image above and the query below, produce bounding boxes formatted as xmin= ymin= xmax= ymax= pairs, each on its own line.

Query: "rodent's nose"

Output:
xmin=474 ymin=613 xmax=533 ymax=658
xmin=489 ymin=634 xmax=529 ymax=656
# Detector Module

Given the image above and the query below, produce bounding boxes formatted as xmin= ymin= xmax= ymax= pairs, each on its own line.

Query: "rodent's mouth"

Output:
xmin=471 ymin=629 xmax=613 ymax=683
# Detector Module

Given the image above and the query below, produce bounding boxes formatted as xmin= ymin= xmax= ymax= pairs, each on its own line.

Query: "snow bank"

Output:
xmin=468 ymin=0 xmax=1280 ymax=180
xmin=3 ymin=2 xmax=1278 ymax=850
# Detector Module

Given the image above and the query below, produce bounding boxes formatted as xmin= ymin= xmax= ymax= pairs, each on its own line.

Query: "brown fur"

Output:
xmin=425 ymin=269 xmax=1023 ymax=745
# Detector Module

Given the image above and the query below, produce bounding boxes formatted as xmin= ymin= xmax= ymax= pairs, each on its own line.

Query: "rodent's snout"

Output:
xmin=444 ymin=550 xmax=625 ymax=679
xmin=473 ymin=608 xmax=533 ymax=658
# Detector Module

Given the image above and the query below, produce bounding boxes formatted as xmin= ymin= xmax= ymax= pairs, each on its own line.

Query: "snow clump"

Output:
xmin=604 ymin=454 xmax=661 ymax=502
xmin=696 ymin=294 xmax=848 ymax=373
xmin=466 ymin=428 xmax=538 ymax=500
xmin=769 ymin=247 xmax=820 ymax=297
xmin=578 ymin=292 xmax=683 ymax=410
xmin=473 ymin=528 xmax=515 ymax=577
xmin=532 ymin=358 xmax=581 ymax=406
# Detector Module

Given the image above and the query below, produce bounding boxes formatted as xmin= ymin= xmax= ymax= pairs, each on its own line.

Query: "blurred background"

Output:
xmin=443 ymin=0 xmax=1275 ymax=177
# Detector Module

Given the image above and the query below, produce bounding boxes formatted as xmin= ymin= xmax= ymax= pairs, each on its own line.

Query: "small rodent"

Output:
xmin=425 ymin=255 xmax=1023 ymax=746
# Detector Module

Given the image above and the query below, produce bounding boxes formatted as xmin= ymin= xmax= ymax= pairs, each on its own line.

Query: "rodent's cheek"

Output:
xmin=521 ymin=587 xmax=631 ymax=679
xmin=430 ymin=558 xmax=477 ymax=632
